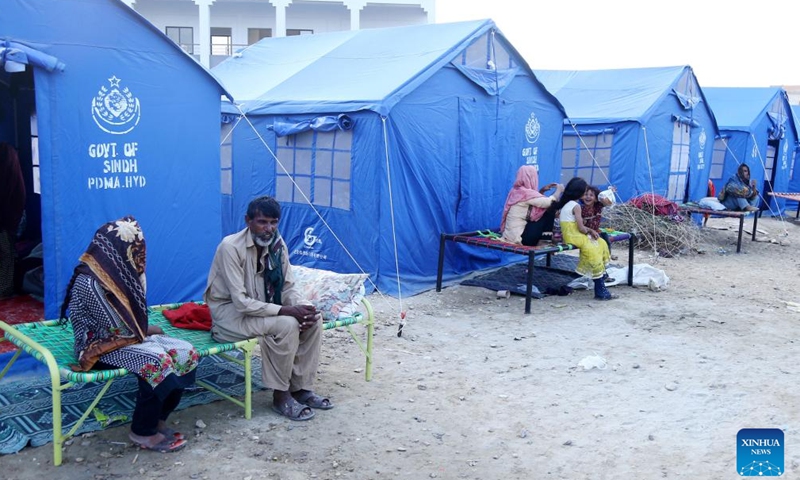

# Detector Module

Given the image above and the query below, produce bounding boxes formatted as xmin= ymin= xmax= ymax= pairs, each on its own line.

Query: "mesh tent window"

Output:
xmin=560 ymin=133 xmax=613 ymax=186
xmin=275 ymin=129 xmax=353 ymax=210
xmin=667 ymin=122 xmax=691 ymax=202
xmin=455 ymin=30 xmax=515 ymax=70
xmin=710 ymin=137 xmax=727 ymax=184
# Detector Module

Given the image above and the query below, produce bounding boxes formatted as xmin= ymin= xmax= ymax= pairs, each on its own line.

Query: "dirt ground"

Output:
xmin=2 ymin=215 xmax=800 ymax=479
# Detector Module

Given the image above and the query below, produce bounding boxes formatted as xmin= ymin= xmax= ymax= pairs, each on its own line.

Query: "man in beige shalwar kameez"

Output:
xmin=205 ymin=196 xmax=333 ymax=421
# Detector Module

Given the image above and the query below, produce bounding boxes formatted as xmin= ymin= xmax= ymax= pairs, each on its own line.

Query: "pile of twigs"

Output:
xmin=603 ymin=204 xmax=706 ymax=257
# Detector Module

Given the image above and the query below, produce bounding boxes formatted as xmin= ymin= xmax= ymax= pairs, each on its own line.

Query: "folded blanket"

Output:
xmin=162 ymin=303 xmax=212 ymax=331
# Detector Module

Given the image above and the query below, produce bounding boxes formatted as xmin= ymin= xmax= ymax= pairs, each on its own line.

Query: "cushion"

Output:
xmin=697 ymin=196 xmax=726 ymax=211
xmin=291 ymin=265 xmax=369 ymax=321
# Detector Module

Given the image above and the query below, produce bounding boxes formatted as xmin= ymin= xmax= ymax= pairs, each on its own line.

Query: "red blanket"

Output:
xmin=162 ymin=303 xmax=212 ymax=331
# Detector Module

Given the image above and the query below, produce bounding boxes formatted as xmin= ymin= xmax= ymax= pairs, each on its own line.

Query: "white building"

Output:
xmin=122 ymin=0 xmax=435 ymax=68
xmin=782 ymin=86 xmax=800 ymax=105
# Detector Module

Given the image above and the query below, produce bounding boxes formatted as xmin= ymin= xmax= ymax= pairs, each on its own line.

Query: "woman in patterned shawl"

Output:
xmin=60 ymin=216 xmax=199 ymax=453
xmin=718 ymin=164 xmax=760 ymax=212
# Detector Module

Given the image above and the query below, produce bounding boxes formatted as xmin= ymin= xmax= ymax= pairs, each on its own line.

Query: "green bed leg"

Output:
xmin=242 ymin=339 xmax=256 ymax=419
xmin=0 ymin=348 xmax=22 ymax=381
xmin=61 ymin=380 xmax=114 ymax=439
xmin=0 ymin=321 xmax=67 ymax=466
xmin=362 ymin=298 xmax=374 ymax=382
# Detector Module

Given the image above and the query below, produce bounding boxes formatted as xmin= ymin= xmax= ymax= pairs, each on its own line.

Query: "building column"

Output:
xmin=420 ymin=0 xmax=435 ymax=23
xmin=194 ymin=0 xmax=214 ymax=68
xmin=270 ymin=0 xmax=291 ymax=37
xmin=347 ymin=0 xmax=366 ymax=30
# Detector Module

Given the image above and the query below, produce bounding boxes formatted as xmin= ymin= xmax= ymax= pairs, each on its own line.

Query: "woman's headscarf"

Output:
xmin=719 ymin=163 xmax=756 ymax=202
xmin=62 ymin=216 xmax=149 ymax=340
xmin=61 ymin=216 xmax=149 ymax=371
xmin=500 ymin=165 xmax=545 ymax=232
xmin=737 ymin=164 xmax=751 ymax=182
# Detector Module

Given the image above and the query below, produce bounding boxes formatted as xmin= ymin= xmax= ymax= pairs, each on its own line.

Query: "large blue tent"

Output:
xmin=212 ymin=19 xmax=566 ymax=296
xmin=787 ymin=105 xmax=800 ymax=211
xmin=534 ymin=66 xmax=719 ymax=204
xmin=703 ymin=87 xmax=797 ymax=215
xmin=1 ymin=0 xmax=230 ymax=317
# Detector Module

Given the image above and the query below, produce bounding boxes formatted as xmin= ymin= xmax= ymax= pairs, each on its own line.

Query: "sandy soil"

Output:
xmin=2 ymin=215 xmax=800 ymax=479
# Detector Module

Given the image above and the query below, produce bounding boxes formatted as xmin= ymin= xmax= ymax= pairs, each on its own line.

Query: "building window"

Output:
xmin=220 ymin=122 xmax=233 ymax=195
xmin=211 ymin=27 xmax=232 ymax=56
xmin=30 ymin=111 xmax=40 ymax=194
xmin=710 ymin=138 xmax=727 ymax=184
xmin=166 ymin=26 xmax=194 ymax=54
xmin=560 ymin=133 xmax=613 ymax=187
xmin=274 ymin=129 xmax=353 ymax=210
xmin=287 ymin=29 xmax=314 ymax=36
xmin=667 ymin=122 xmax=691 ymax=202
xmin=248 ymin=28 xmax=272 ymax=45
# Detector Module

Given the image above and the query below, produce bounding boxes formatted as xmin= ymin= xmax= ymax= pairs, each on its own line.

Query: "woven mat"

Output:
xmin=0 ymin=353 xmax=262 ymax=455
xmin=462 ymin=255 xmax=580 ymax=298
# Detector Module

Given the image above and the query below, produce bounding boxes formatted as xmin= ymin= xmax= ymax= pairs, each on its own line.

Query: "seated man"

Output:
xmin=718 ymin=164 xmax=760 ymax=212
xmin=205 ymin=196 xmax=333 ymax=421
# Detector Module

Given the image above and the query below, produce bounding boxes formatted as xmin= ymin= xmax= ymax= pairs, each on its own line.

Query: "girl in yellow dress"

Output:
xmin=551 ymin=177 xmax=614 ymax=300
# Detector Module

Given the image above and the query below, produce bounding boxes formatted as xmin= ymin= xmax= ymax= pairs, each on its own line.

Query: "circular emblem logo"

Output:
xmin=524 ymin=112 xmax=541 ymax=144
xmin=303 ymin=227 xmax=321 ymax=248
xmin=92 ymin=76 xmax=141 ymax=135
xmin=698 ymin=129 xmax=707 ymax=149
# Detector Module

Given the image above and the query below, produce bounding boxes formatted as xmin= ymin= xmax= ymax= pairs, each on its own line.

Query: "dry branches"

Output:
xmin=603 ymin=204 xmax=706 ymax=257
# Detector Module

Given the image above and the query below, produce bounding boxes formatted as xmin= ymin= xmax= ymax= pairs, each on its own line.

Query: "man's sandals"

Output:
xmin=272 ymin=398 xmax=315 ymax=421
xmin=272 ymin=391 xmax=334 ymax=421
xmin=292 ymin=390 xmax=334 ymax=410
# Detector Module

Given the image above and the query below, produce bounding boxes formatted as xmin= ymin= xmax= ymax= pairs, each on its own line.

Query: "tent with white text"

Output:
xmin=1 ymin=0 xmax=230 ymax=317
xmin=212 ymin=19 xmax=567 ymax=296
xmin=704 ymin=87 xmax=798 ymax=215
xmin=535 ymin=66 xmax=719 ymax=204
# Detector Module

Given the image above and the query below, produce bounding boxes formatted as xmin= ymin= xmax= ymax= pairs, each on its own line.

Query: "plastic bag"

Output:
xmin=606 ymin=263 xmax=669 ymax=290
xmin=598 ymin=188 xmax=616 ymax=205
xmin=578 ymin=355 xmax=607 ymax=370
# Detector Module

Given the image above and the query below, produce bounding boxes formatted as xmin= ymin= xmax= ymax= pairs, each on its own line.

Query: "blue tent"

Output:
xmin=1 ymin=0 xmax=230 ymax=317
xmin=788 ymin=105 xmax=800 ymax=210
xmin=703 ymin=87 xmax=798 ymax=215
xmin=212 ymin=19 xmax=566 ymax=296
xmin=534 ymin=66 xmax=719 ymax=204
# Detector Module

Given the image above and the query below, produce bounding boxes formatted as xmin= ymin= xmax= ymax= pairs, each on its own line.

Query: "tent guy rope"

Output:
xmin=226 ymin=104 xmax=406 ymax=314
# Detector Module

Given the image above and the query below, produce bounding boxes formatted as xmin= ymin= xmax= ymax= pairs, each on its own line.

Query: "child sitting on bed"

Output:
xmin=581 ymin=185 xmax=616 ymax=258
xmin=551 ymin=177 xmax=614 ymax=300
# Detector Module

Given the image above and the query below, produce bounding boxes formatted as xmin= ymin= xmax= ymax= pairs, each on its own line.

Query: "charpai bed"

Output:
xmin=436 ymin=229 xmax=635 ymax=314
xmin=678 ymin=205 xmax=759 ymax=253
xmin=0 ymin=298 xmax=373 ymax=466
xmin=767 ymin=192 xmax=800 ymax=219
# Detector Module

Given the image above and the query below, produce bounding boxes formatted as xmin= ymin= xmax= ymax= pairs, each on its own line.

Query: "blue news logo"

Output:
xmin=737 ymin=428 xmax=784 ymax=476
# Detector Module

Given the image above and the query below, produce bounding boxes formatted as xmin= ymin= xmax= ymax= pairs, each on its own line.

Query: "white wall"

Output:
xmin=285 ymin=2 xmax=350 ymax=32
xmin=209 ymin=2 xmax=275 ymax=48
xmin=129 ymin=0 xmax=433 ymax=67
xmin=361 ymin=4 xmax=428 ymax=29
xmin=135 ymin=0 xmax=200 ymax=35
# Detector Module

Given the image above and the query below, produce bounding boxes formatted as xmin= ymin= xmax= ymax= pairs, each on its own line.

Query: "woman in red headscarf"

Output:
xmin=60 ymin=216 xmax=199 ymax=453
xmin=500 ymin=165 xmax=564 ymax=246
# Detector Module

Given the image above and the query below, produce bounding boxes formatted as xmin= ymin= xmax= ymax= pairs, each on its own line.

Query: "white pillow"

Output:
xmin=291 ymin=265 xmax=369 ymax=321
xmin=697 ymin=196 xmax=726 ymax=211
